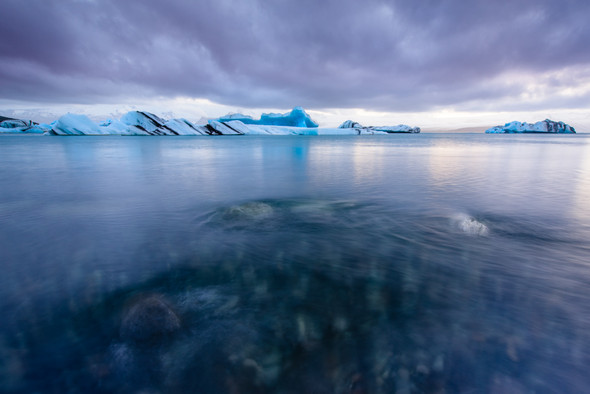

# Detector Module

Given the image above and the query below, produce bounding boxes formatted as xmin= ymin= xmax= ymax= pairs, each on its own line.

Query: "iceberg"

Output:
xmin=1 ymin=107 xmax=422 ymax=136
xmin=51 ymin=114 xmax=115 ymax=135
xmin=119 ymin=111 xmax=206 ymax=135
xmin=339 ymin=120 xmax=421 ymax=133
xmin=208 ymin=122 xmax=390 ymax=135
xmin=485 ymin=119 xmax=575 ymax=134
xmin=49 ymin=112 xmax=208 ymax=136
xmin=215 ymin=106 xmax=319 ymax=128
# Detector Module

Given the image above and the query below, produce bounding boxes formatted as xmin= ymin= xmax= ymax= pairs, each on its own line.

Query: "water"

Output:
xmin=1 ymin=134 xmax=589 ymax=393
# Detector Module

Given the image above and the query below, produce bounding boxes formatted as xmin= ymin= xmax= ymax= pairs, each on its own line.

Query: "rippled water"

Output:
xmin=1 ymin=134 xmax=590 ymax=393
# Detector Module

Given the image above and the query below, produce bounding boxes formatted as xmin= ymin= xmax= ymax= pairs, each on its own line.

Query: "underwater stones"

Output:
xmin=120 ymin=296 xmax=181 ymax=345
xmin=223 ymin=202 xmax=274 ymax=221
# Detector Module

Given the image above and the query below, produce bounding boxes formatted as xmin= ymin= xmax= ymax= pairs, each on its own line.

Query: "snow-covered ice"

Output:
xmin=52 ymin=114 xmax=114 ymax=135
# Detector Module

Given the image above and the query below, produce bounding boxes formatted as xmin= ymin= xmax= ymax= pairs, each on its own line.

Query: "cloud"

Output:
xmin=1 ymin=0 xmax=590 ymax=113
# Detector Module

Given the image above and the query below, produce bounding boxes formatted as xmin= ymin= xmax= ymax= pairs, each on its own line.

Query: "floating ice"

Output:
xmin=164 ymin=118 xmax=207 ymax=136
xmin=0 ymin=118 xmax=49 ymax=134
xmin=120 ymin=111 xmax=206 ymax=135
xmin=452 ymin=214 xmax=489 ymax=236
xmin=51 ymin=114 xmax=114 ymax=135
xmin=2 ymin=108 xmax=423 ymax=136
xmin=216 ymin=106 xmax=318 ymax=128
xmin=485 ymin=119 xmax=575 ymax=134
xmin=339 ymin=119 xmax=421 ymax=133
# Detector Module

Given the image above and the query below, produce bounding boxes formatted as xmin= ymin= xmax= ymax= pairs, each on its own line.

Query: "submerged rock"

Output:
xmin=120 ymin=296 xmax=181 ymax=345
xmin=223 ymin=202 xmax=274 ymax=220
xmin=485 ymin=119 xmax=576 ymax=133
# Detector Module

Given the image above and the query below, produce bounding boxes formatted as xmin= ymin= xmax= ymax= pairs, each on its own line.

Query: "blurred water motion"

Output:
xmin=0 ymin=134 xmax=589 ymax=393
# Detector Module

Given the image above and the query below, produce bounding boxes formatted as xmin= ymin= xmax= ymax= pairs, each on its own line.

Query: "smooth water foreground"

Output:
xmin=1 ymin=134 xmax=590 ymax=393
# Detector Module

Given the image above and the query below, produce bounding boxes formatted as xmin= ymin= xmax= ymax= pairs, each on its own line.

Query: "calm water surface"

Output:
xmin=1 ymin=134 xmax=589 ymax=393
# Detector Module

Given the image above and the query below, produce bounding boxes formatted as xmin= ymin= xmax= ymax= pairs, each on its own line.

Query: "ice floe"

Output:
xmin=451 ymin=214 xmax=489 ymax=236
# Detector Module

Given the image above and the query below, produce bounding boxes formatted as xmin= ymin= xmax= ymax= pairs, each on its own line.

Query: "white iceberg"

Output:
xmin=120 ymin=111 xmax=206 ymax=135
xmin=50 ymin=111 xmax=208 ymax=136
xmin=164 ymin=118 xmax=207 ymax=135
xmin=485 ymin=119 xmax=575 ymax=134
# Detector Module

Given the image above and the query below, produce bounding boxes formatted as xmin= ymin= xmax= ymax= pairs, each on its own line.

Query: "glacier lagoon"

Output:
xmin=1 ymin=133 xmax=590 ymax=393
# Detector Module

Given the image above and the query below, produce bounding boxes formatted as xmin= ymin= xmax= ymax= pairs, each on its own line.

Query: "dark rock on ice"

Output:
xmin=338 ymin=120 xmax=364 ymax=129
xmin=206 ymin=120 xmax=245 ymax=135
xmin=0 ymin=116 xmax=48 ymax=134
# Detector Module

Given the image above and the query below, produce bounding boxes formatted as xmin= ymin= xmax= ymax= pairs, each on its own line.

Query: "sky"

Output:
xmin=1 ymin=0 xmax=590 ymax=130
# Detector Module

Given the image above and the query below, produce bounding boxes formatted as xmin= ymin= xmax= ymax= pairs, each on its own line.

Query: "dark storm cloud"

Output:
xmin=1 ymin=0 xmax=590 ymax=110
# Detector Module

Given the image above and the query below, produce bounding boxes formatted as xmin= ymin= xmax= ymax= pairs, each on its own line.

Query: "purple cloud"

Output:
xmin=1 ymin=0 xmax=590 ymax=111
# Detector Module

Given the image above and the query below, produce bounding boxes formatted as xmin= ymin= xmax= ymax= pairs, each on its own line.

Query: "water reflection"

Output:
xmin=1 ymin=135 xmax=590 ymax=392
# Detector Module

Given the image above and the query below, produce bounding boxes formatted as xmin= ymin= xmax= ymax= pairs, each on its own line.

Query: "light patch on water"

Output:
xmin=451 ymin=213 xmax=489 ymax=236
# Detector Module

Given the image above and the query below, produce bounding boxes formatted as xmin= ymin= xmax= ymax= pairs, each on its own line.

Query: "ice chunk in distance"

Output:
xmin=338 ymin=120 xmax=363 ymax=129
xmin=485 ymin=119 xmax=576 ymax=133
xmin=338 ymin=120 xmax=420 ymax=133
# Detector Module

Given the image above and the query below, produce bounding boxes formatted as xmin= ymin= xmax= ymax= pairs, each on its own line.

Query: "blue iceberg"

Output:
xmin=216 ymin=106 xmax=319 ymax=128
xmin=0 ymin=117 xmax=50 ymax=134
